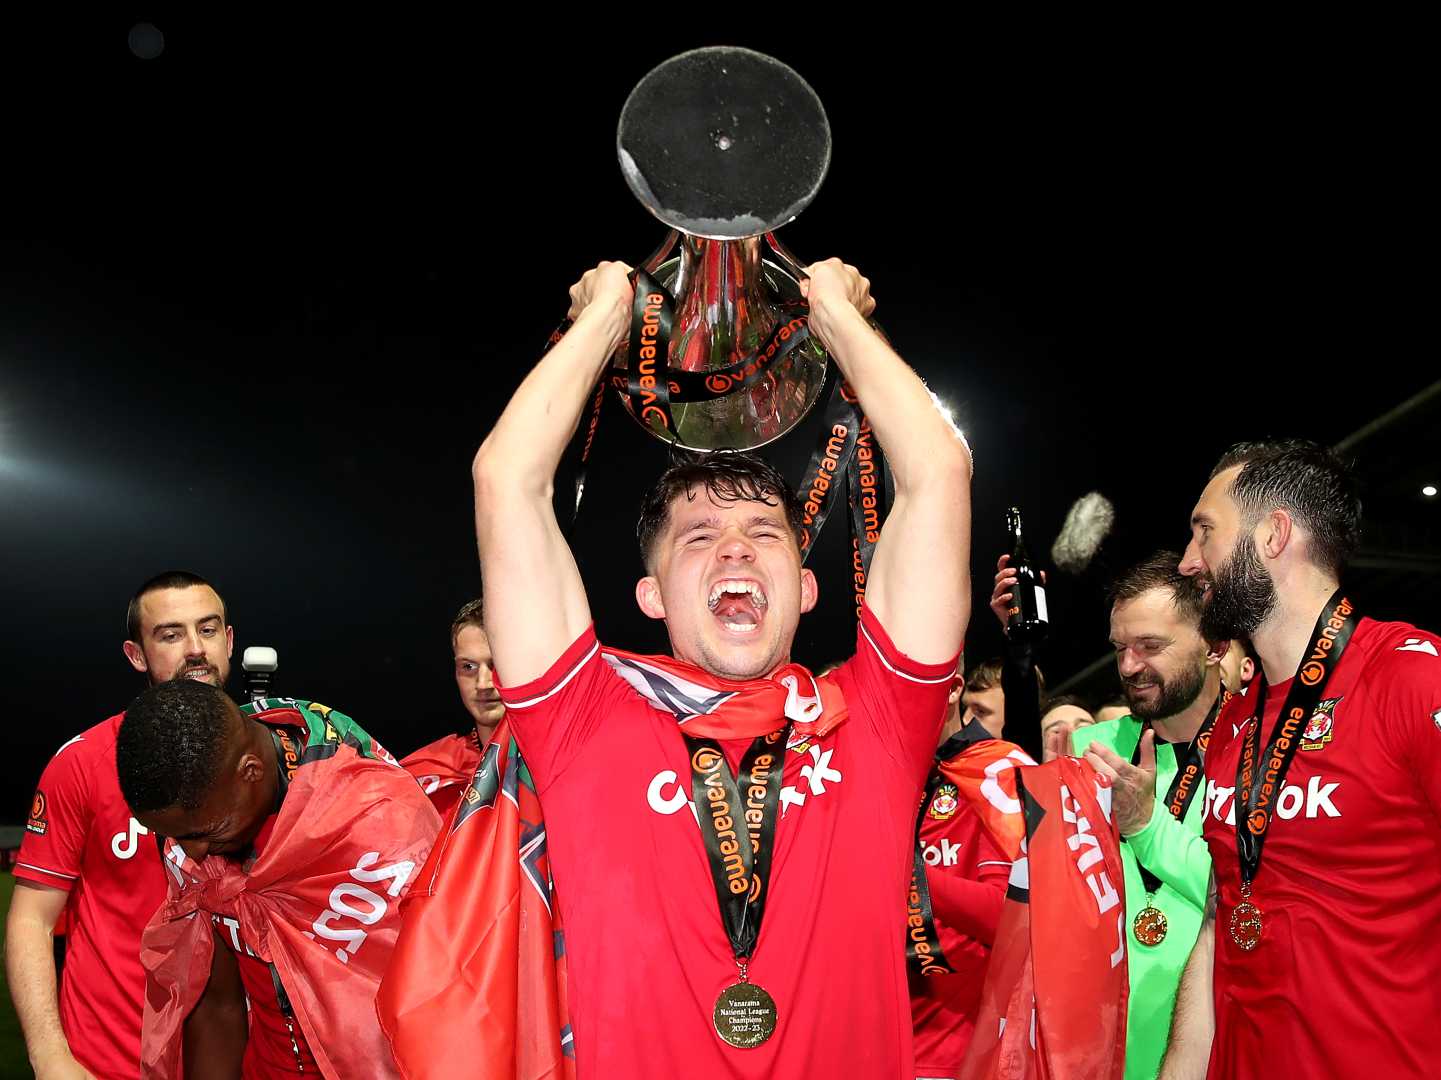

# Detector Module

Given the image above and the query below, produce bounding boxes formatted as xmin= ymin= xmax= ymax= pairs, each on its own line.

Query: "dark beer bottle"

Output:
xmin=1005 ymin=507 xmax=1048 ymax=643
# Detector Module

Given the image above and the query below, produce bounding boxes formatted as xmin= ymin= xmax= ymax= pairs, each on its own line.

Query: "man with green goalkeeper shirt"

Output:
xmin=1057 ymin=553 xmax=1236 ymax=1080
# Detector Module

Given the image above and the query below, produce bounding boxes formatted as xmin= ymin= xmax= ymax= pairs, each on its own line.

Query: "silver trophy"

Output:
xmin=610 ymin=47 xmax=833 ymax=451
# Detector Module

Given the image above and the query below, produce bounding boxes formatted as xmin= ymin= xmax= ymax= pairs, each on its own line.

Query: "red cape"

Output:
xmin=961 ymin=757 xmax=1129 ymax=1080
xmin=378 ymin=718 xmax=574 ymax=1080
xmin=140 ymin=723 xmax=441 ymax=1078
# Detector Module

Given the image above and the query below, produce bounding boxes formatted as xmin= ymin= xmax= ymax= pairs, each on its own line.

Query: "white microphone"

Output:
xmin=1050 ymin=492 xmax=1115 ymax=575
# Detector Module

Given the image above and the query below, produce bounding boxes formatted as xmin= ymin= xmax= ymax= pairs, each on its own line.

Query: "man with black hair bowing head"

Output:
xmin=117 ymin=680 xmax=439 ymax=1078
xmin=1160 ymin=440 xmax=1441 ymax=1080
xmin=471 ymin=259 xmax=970 ymax=1078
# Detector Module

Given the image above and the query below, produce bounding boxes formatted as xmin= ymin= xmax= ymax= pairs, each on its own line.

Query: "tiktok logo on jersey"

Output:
xmin=646 ymin=741 xmax=844 ymax=821
xmin=922 ymin=839 xmax=962 ymax=867
xmin=1206 ymin=776 xmax=1341 ymax=824
xmin=111 ymin=817 xmax=151 ymax=859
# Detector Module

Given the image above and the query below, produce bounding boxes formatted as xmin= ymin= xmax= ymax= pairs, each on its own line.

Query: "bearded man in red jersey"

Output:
xmin=1161 ymin=439 xmax=1441 ymax=1080
xmin=6 ymin=571 xmax=233 ymax=1080
xmin=468 ymin=258 xmax=971 ymax=1078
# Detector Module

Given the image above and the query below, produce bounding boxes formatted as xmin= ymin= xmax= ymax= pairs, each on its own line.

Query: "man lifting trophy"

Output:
xmin=380 ymin=45 xmax=973 ymax=1080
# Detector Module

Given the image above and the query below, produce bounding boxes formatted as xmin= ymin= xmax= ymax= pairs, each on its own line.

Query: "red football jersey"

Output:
xmin=910 ymin=791 xmax=1011 ymax=1079
xmin=400 ymin=731 xmax=484 ymax=819
xmin=498 ymin=606 xmax=957 ymax=1079
xmin=14 ymin=714 xmax=169 ymax=1080
xmin=1202 ymin=618 xmax=1441 ymax=1079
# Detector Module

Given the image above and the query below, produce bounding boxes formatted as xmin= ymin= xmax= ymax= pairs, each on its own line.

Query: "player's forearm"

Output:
xmin=1158 ymin=919 xmax=1215 ymax=1080
xmin=4 ymin=910 xmax=72 ymax=1072
xmin=926 ymin=871 xmax=1005 ymax=945
xmin=1128 ymin=807 xmax=1212 ymax=910
xmin=810 ymin=299 xmax=971 ymax=495
xmin=473 ymin=295 xmax=628 ymax=500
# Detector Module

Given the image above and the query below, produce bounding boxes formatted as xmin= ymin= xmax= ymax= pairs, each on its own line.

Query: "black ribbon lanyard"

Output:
xmin=794 ymin=375 xmax=892 ymax=618
xmin=1234 ymin=592 xmax=1358 ymax=891
xmin=625 ymin=270 xmax=677 ymax=436
xmin=905 ymin=724 xmax=998 ymax=976
xmin=554 ymin=268 xmax=815 ymax=531
xmin=684 ymin=729 xmax=788 ymax=973
xmin=1128 ymin=692 xmax=1225 ymax=897
xmin=905 ymin=770 xmax=957 ymax=976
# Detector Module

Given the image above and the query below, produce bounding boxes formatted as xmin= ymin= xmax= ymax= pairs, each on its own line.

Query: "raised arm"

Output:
xmin=472 ymin=263 xmax=633 ymax=684
xmin=804 ymin=260 xmax=971 ymax=663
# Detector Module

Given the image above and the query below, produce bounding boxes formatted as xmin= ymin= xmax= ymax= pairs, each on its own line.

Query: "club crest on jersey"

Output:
xmin=1432 ymin=708 xmax=1441 ymax=735
xmin=928 ymin=783 xmax=959 ymax=820
xmin=1300 ymin=697 xmax=1341 ymax=751
xmin=26 ymin=791 xmax=47 ymax=835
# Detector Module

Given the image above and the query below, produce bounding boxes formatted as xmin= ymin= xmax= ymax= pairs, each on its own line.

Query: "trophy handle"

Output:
xmin=640 ymin=229 xmax=680 ymax=275
xmin=764 ymin=231 xmax=808 ymax=282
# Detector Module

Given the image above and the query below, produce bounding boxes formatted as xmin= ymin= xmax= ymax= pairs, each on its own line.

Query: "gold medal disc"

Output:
xmin=1229 ymin=900 xmax=1264 ymax=951
xmin=1133 ymin=905 xmax=1169 ymax=946
xmin=713 ymin=982 xmax=778 ymax=1048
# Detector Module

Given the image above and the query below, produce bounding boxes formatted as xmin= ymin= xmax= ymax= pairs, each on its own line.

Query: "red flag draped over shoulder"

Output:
xmin=936 ymin=736 xmax=1034 ymax=860
xmin=377 ymin=717 xmax=575 ymax=1080
xmin=401 ymin=731 xmax=485 ymax=817
xmin=960 ymin=757 xmax=1128 ymax=1080
xmin=140 ymin=708 xmax=442 ymax=1079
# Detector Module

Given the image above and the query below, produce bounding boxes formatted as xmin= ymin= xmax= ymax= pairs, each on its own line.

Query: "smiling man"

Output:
xmin=470 ymin=258 xmax=971 ymax=1077
xmin=1160 ymin=440 xmax=1441 ymax=1080
xmin=1069 ymin=552 xmax=1224 ymax=1080
xmin=6 ymin=571 xmax=232 ymax=1080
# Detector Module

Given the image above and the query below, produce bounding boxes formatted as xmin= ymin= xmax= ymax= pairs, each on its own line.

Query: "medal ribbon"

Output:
xmin=685 ymin=728 xmax=788 ymax=966
xmin=904 ymin=723 xmax=999 ymax=976
xmin=1128 ymin=690 xmax=1226 ymax=897
xmin=552 ymin=267 xmax=817 ymax=528
xmin=1234 ymin=591 xmax=1358 ymax=888
xmin=905 ymin=773 xmax=957 ymax=976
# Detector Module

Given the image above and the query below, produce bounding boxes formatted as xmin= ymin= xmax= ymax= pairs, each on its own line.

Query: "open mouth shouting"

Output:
xmin=707 ymin=578 xmax=769 ymax=635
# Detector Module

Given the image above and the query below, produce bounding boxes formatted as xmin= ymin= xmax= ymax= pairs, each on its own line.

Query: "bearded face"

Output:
xmin=1199 ymin=530 xmax=1277 ymax=643
xmin=1123 ymin=649 xmax=1207 ymax=721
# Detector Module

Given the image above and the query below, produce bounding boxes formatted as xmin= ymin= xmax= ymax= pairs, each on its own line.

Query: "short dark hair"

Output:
xmin=117 ymin=679 xmax=237 ymax=813
xmin=964 ymin=658 xmax=1045 ymax=695
xmin=636 ymin=451 xmax=804 ymax=569
xmin=126 ymin=571 xmax=226 ymax=642
xmin=1210 ymin=439 xmax=1361 ymax=577
xmin=1109 ymin=550 xmax=1204 ymax=625
xmin=451 ymin=596 xmax=485 ymax=646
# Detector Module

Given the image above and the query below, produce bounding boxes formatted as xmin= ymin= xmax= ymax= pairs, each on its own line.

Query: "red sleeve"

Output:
xmin=14 ymin=736 xmax=93 ymax=892
xmin=924 ymin=819 xmax=1010 ymax=946
xmin=495 ymin=627 xmax=635 ymax=794
xmin=832 ymin=604 xmax=961 ymax=781
xmin=1374 ymin=627 xmax=1441 ymax=824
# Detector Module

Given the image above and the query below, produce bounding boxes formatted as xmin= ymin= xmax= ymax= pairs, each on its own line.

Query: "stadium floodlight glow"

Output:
xmin=1424 ymin=485 xmax=1438 ymax=498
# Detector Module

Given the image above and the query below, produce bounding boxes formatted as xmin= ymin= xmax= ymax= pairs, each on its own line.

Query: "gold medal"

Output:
xmin=713 ymin=981 xmax=778 ymax=1048
xmin=1230 ymin=882 xmax=1264 ymax=951
xmin=1133 ymin=904 xmax=1169 ymax=946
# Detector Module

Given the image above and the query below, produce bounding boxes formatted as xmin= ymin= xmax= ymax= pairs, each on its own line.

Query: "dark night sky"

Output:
xmin=2 ymin=17 xmax=1434 ymax=822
